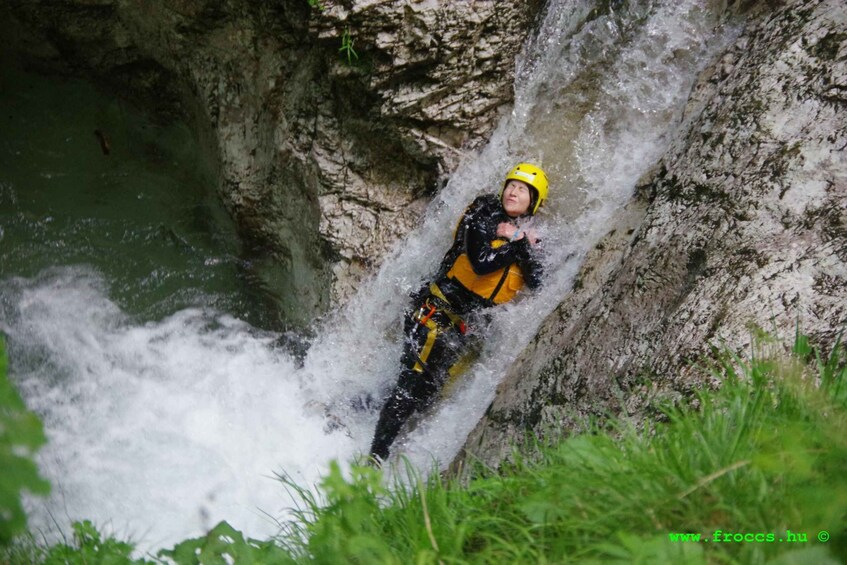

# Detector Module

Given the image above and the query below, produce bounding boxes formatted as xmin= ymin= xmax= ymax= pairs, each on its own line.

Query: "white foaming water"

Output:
xmin=2 ymin=0 xmax=739 ymax=553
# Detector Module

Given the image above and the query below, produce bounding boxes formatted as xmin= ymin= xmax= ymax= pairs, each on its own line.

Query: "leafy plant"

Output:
xmin=0 ymin=337 xmax=50 ymax=546
xmin=278 ymin=461 xmax=400 ymax=563
xmin=42 ymin=520 xmax=153 ymax=565
xmin=159 ymin=520 xmax=292 ymax=564
xmin=339 ymin=27 xmax=359 ymax=65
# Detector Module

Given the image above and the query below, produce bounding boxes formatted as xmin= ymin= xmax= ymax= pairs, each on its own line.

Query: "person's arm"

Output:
xmin=464 ymin=206 xmax=534 ymax=275
xmin=521 ymin=247 xmax=544 ymax=289
xmin=497 ymin=222 xmax=544 ymax=289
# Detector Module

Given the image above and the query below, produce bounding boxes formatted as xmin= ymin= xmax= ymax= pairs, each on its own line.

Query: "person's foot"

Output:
xmin=366 ymin=454 xmax=384 ymax=469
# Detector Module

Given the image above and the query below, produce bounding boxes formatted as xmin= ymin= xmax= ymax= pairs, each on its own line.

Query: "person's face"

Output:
xmin=502 ymin=180 xmax=532 ymax=217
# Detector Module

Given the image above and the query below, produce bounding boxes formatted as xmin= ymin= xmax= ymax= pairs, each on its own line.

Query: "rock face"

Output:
xmin=7 ymin=0 xmax=843 ymax=472
xmin=457 ymin=0 xmax=847 ymax=469
xmin=2 ymin=0 xmax=542 ymax=326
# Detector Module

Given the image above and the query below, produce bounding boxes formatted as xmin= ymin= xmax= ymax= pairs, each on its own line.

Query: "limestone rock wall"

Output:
xmin=307 ymin=0 xmax=543 ymax=301
xmin=457 ymin=0 xmax=847 ymax=469
xmin=2 ymin=0 xmax=542 ymax=326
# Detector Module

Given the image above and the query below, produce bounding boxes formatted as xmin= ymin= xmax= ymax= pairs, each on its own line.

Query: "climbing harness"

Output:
xmin=408 ymin=284 xmax=471 ymax=374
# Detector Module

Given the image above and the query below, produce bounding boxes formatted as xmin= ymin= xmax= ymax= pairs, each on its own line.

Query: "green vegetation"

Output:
xmin=2 ymin=333 xmax=845 ymax=563
xmin=304 ymin=1 xmax=361 ymax=67
xmin=339 ymin=27 xmax=359 ymax=65
xmin=0 ymin=337 xmax=50 ymax=545
xmin=160 ymin=521 xmax=291 ymax=564
xmin=41 ymin=520 xmax=155 ymax=565
xmin=274 ymin=333 xmax=847 ymax=564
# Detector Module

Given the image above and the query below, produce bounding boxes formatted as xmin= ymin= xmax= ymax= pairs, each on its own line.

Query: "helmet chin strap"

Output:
xmin=527 ymin=187 xmax=538 ymax=215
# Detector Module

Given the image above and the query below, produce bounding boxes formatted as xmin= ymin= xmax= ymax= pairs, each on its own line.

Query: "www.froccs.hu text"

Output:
xmin=668 ymin=530 xmax=831 ymax=543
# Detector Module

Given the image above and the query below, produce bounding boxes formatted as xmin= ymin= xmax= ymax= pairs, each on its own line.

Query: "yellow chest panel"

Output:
xmin=446 ymin=240 xmax=526 ymax=304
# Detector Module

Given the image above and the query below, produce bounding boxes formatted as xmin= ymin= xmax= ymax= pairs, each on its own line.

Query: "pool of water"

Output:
xmin=0 ymin=62 xmax=257 ymax=323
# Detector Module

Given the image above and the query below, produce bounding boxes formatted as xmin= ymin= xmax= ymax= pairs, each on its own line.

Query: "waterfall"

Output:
xmin=0 ymin=0 xmax=739 ymax=553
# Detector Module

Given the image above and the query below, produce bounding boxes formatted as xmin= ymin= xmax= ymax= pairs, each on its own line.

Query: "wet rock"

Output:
xmin=2 ymin=0 xmax=542 ymax=325
xmin=457 ymin=0 xmax=847 ymax=470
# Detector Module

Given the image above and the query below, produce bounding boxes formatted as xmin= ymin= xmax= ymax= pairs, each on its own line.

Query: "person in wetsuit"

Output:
xmin=369 ymin=163 xmax=549 ymax=463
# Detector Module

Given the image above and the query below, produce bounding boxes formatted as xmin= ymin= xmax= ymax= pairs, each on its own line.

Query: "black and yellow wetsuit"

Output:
xmin=369 ymin=194 xmax=543 ymax=461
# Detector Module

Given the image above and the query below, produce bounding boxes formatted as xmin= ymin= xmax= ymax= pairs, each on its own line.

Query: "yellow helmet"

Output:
xmin=502 ymin=163 xmax=549 ymax=215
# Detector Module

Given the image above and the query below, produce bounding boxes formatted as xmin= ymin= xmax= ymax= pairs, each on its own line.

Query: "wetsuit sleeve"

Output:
xmin=521 ymin=242 xmax=544 ymax=290
xmin=463 ymin=202 xmax=542 ymax=283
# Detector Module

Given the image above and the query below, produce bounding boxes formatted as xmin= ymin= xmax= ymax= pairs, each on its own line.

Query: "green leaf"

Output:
xmin=0 ymin=337 xmax=51 ymax=546
xmin=159 ymin=521 xmax=294 ymax=564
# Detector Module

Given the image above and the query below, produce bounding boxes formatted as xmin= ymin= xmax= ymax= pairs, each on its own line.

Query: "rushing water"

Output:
xmin=1 ymin=0 xmax=740 ymax=553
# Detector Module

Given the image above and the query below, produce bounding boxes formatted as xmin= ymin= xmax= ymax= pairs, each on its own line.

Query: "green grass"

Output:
xmin=276 ymin=333 xmax=847 ymax=564
xmin=2 ymin=333 xmax=846 ymax=564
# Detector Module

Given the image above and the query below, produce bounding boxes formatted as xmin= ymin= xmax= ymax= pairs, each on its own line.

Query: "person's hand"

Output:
xmin=497 ymin=223 xmax=540 ymax=246
xmin=496 ymin=222 xmax=520 ymax=240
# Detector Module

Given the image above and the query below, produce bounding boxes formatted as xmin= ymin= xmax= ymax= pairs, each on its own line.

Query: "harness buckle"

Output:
xmin=415 ymin=286 xmax=469 ymax=335
xmin=417 ymin=303 xmax=436 ymax=325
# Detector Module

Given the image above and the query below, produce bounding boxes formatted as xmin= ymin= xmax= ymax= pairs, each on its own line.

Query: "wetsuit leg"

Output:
xmin=369 ymin=366 xmax=439 ymax=461
xmin=370 ymin=309 xmax=465 ymax=461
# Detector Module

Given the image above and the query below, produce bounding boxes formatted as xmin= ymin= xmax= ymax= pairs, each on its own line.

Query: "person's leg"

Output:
xmin=370 ymin=307 xmax=463 ymax=461
xmin=369 ymin=366 xmax=438 ymax=461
